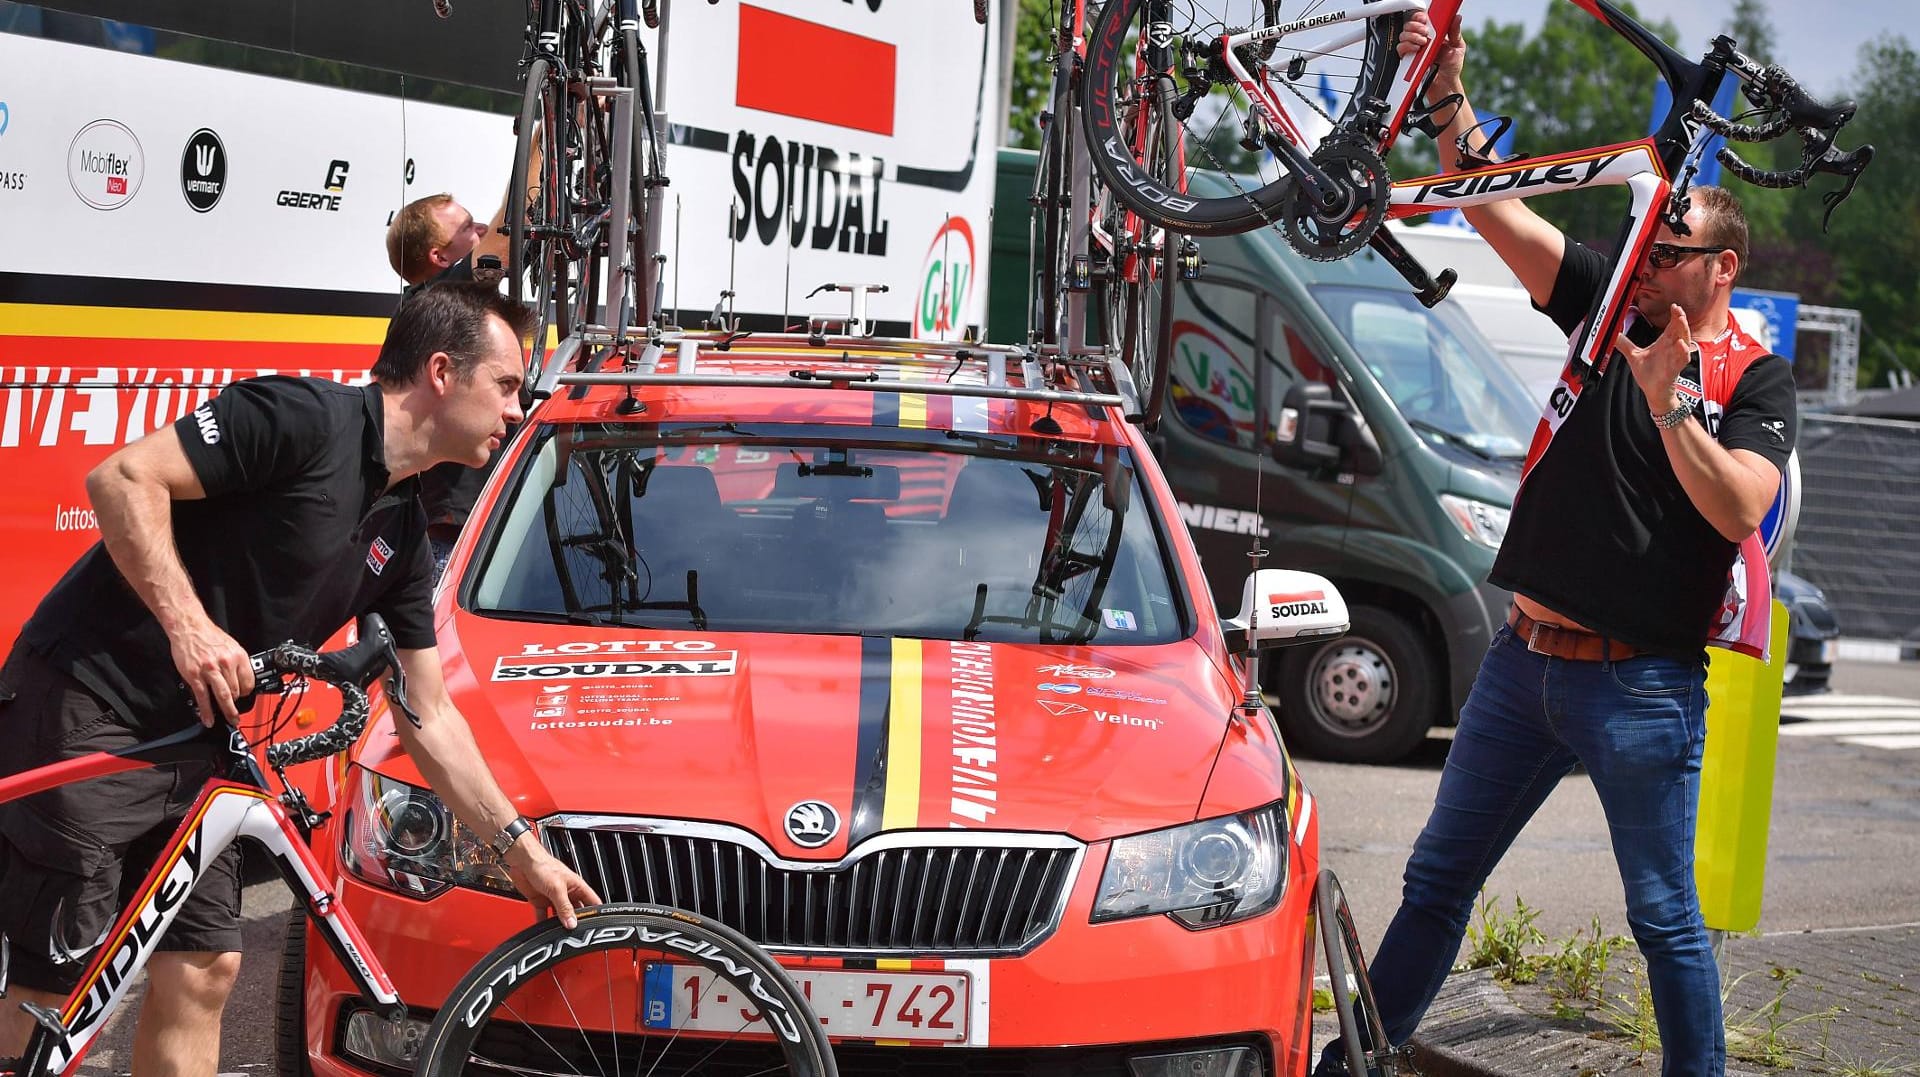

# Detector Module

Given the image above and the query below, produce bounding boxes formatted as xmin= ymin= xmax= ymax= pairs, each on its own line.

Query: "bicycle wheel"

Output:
xmin=1029 ymin=60 xmax=1072 ymax=346
xmin=1093 ymin=73 xmax=1179 ymax=425
xmin=1316 ymin=871 xmax=1394 ymax=1077
xmin=415 ymin=904 xmax=837 ymax=1077
xmin=1083 ymin=0 xmax=1405 ymax=236
xmin=621 ymin=26 xmax=660 ymax=327
xmin=509 ymin=58 xmax=560 ymax=310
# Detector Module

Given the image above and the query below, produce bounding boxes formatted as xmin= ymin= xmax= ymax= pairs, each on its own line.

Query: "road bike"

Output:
xmin=0 ymin=616 xmax=835 ymax=1077
xmin=1082 ymin=0 xmax=1871 ymax=385
xmin=1026 ymin=0 xmax=1240 ymax=428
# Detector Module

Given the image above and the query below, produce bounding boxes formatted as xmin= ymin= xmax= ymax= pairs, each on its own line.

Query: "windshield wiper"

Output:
xmin=1407 ymin=419 xmax=1506 ymax=462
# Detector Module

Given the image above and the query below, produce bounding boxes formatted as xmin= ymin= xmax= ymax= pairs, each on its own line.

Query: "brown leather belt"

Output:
xmin=1507 ymin=607 xmax=1642 ymax=662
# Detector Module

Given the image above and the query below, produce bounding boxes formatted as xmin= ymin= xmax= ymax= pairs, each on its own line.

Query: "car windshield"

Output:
xmin=1311 ymin=285 xmax=1537 ymax=461
xmin=467 ymin=424 xmax=1189 ymax=645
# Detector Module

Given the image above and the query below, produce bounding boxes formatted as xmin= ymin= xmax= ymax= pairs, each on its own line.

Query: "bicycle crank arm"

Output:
xmin=1367 ymin=229 xmax=1457 ymax=308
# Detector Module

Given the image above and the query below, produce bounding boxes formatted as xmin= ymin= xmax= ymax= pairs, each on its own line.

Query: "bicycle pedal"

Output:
xmin=1414 ymin=268 xmax=1457 ymax=309
xmin=1068 ymin=255 xmax=1092 ymax=292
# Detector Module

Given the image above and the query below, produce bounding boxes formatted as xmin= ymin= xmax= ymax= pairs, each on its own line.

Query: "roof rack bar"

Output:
xmin=551 ymin=371 xmax=1122 ymax=408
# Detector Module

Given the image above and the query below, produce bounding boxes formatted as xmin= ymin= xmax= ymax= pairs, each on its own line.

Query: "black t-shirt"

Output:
xmin=400 ymin=253 xmax=474 ymax=307
xmin=18 ymin=377 xmax=437 ymax=731
xmin=1488 ymin=242 xmax=1797 ymax=659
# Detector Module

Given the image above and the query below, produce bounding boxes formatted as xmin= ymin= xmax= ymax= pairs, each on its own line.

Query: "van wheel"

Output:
xmin=1272 ymin=605 xmax=1435 ymax=763
xmin=275 ymin=910 xmax=314 ymax=1077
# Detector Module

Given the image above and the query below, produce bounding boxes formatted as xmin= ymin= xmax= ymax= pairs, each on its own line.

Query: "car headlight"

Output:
xmin=1091 ymin=803 xmax=1287 ymax=928
xmin=342 ymin=766 xmax=517 ymax=898
xmin=1438 ymin=493 xmax=1509 ymax=549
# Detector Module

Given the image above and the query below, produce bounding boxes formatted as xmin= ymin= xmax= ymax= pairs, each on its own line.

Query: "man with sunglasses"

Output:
xmin=1314 ymin=15 xmax=1799 ymax=1077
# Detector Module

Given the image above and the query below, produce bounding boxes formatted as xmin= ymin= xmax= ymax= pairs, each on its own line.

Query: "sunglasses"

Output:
xmin=1647 ymin=242 xmax=1731 ymax=269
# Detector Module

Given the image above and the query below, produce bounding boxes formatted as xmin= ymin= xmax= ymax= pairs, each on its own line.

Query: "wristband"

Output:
xmin=1651 ymin=395 xmax=1698 ymax=430
xmin=489 ymin=815 xmax=535 ymax=858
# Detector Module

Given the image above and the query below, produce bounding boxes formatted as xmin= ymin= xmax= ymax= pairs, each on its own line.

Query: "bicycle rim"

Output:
xmin=1123 ymin=77 xmax=1179 ymax=427
xmin=508 ymin=57 xmax=553 ymax=309
xmin=622 ymin=27 xmax=658 ymax=327
xmin=1031 ymin=62 xmax=1072 ymax=346
xmin=415 ymin=905 xmax=837 ymax=1077
xmin=1083 ymin=0 xmax=1403 ymax=236
xmin=1316 ymin=871 xmax=1393 ymax=1076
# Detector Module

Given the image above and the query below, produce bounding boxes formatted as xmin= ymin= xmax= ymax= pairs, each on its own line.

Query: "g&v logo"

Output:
xmin=914 ymin=216 xmax=976 ymax=339
xmin=68 ymin=118 xmax=144 ymax=210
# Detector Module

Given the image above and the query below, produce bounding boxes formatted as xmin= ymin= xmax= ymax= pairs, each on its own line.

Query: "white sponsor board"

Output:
xmin=0 ymin=34 xmax=512 ymax=296
xmin=0 ymin=5 xmax=998 ymax=332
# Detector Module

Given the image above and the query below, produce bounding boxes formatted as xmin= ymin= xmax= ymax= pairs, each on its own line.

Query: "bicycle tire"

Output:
xmin=1316 ymin=870 xmax=1394 ymax=1077
xmin=415 ymin=904 xmax=837 ymax=1077
xmin=621 ymin=25 xmax=656 ymax=327
xmin=1030 ymin=59 xmax=1072 ymax=346
xmin=508 ymin=57 xmax=554 ymax=311
xmin=1117 ymin=76 xmax=1178 ymax=426
xmin=1082 ymin=0 xmax=1403 ymax=237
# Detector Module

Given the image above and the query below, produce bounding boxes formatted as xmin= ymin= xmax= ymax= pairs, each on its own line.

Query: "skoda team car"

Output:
xmin=285 ymin=328 xmax=1362 ymax=1077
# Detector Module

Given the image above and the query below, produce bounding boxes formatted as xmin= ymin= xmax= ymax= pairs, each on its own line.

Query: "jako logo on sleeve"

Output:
xmin=192 ymin=404 xmax=220 ymax=445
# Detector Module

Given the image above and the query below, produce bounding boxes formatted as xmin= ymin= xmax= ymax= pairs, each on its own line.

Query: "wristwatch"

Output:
xmin=488 ymin=815 xmax=535 ymax=858
xmin=1651 ymin=395 xmax=1699 ymax=429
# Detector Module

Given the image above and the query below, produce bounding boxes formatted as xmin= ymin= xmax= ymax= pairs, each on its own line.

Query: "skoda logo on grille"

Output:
xmin=784 ymin=800 xmax=840 ymax=848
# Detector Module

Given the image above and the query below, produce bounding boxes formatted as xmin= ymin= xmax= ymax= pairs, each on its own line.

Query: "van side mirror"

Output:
xmin=1271 ymin=383 xmax=1345 ymax=470
xmin=1271 ymin=382 xmax=1383 ymax=477
xmin=1222 ymin=569 xmax=1349 ymax=653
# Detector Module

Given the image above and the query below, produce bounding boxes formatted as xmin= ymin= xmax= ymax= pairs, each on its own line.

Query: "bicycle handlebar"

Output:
xmin=1686 ymin=43 xmax=1872 ymax=229
xmin=259 ymin=614 xmax=420 ymax=769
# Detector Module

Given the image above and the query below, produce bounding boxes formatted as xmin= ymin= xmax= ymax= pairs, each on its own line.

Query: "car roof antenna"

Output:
xmin=1030 ymin=401 xmax=1062 ymax=436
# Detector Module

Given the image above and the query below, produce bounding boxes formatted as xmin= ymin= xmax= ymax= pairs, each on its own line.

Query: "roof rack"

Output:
xmin=530 ymin=327 xmax=1146 ymax=417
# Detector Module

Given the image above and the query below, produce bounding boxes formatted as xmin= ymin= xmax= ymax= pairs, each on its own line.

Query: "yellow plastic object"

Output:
xmin=1694 ymin=599 xmax=1791 ymax=933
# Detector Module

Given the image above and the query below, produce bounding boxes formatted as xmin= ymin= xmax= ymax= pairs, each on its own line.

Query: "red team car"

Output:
xmin=281 ymin=328 xmax=1375 ymax=1077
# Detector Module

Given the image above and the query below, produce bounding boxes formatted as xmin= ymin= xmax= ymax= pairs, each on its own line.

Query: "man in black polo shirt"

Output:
xmin=0 ymin=285 xmax=598 ymax=1076
xmin=1315 ymin=16 xmax=1797 ymax=1077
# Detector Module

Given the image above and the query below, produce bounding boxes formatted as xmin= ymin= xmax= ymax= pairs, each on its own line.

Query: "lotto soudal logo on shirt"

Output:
xmin=68 ymin=118 xmax=143 ymax=210
xmin=365 ymin=536 xmax=394 ymax=575
xmin=492 ymin=639 xmax=738 ymax=680
xmin=180 ymin=129 xmax=226 ymax=212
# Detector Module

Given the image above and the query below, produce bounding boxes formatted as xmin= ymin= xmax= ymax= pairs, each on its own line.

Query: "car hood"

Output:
xmin=363 ymin=616 xmax=1244 ymax=855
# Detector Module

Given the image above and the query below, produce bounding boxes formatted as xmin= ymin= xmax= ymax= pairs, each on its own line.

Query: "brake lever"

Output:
xmin=380 ymin=640 xmax=425 ymax=729
xmin=1819 ymin=144 xmax=1874 ymax=232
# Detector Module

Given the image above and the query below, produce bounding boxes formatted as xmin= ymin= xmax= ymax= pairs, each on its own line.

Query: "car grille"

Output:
xmin=545 ymin=821 xmax=1080 ymax=956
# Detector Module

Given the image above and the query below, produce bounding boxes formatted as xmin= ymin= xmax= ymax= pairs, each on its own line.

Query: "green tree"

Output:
xmin=1449 ymin=1 xmax=1679 ymax=250
xmin=1004 ymin=0 xmax=1058 ymax=150
xmin=1789 ymin=35 xmax=1920 ymax=388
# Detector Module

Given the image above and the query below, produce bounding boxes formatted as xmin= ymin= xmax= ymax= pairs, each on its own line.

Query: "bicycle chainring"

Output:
xmin=1279 ymin=139 xmax=1392 ymax=262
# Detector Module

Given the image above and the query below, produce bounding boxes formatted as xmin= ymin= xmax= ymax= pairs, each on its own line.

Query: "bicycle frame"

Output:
xmin=0 ymin=735 xmax=401 ymax=1077
xmin=1211 ymin=0 xmax=1742 ymax=378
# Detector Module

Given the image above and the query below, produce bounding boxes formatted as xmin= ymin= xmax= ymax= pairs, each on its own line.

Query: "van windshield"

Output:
xmin=1311 ymin=285 xmax=1538 ymax=461
xmin=467 ymin=424 xmax=1189 ymax=645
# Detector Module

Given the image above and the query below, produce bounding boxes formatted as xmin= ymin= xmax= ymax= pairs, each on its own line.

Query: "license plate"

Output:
xmin=643 ymin=964 xmax=969 ymax=1042
xmin=1819 ymin=639 xmax=1837 ymax=664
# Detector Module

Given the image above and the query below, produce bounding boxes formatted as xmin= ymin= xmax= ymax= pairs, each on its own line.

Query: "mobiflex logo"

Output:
xmin=68 ymin=118 xmax=143 ymax=210
xmin=914 ymin=217 xmax=975 ymax=338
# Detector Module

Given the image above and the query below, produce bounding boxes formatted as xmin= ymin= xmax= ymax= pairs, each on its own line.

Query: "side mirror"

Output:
xmin=1271 ymin=382 xmax=1346 ymax=470
xmin=1222 ymin=569 xmax=1350 ymax=653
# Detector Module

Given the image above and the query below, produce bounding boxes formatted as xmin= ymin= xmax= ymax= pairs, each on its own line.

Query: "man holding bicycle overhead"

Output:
xmin=0 ymin=284 xmax=599 ymax=1077
xmin=1315 ymin=14 xmax=1798 ymax=1077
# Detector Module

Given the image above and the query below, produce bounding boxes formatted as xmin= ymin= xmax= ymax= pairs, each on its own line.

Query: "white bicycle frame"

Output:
xmin=20 ymin=779 xmax=399 ymax=1077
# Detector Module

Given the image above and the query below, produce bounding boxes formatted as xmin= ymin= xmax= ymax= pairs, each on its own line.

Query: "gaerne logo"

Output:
xmin=783 ymin=801 xmax=839 ymax=848
xmin=180 ymin=129 xmax=226 ymax=212
xmin=68 ymin=118 xmax=143 ymax=210
xmin=277 ymin=159 xmax=349 ymax=211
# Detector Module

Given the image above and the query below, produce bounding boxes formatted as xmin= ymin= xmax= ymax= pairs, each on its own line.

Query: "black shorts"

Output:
xmin=0 ymin=648 xmax=243 ymax=995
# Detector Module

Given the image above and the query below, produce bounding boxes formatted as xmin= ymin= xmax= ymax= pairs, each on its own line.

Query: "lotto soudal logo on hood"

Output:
xmin=492 ymin=639 xmax=737 ymax=680
xmin=68 ymin=118 xmax=143 ymax=210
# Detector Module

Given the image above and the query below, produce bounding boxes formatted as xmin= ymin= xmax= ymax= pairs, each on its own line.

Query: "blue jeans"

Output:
xmin=1342 ymin=624 xmax=1721 ymax=1076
